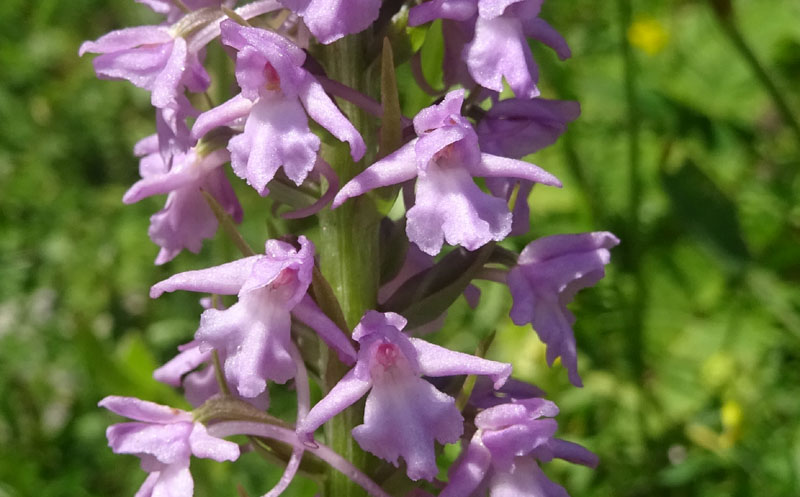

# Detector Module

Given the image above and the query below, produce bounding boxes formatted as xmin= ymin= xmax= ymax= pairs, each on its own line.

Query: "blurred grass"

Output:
xmin=1 ymin=0 xmax=799 ymax=496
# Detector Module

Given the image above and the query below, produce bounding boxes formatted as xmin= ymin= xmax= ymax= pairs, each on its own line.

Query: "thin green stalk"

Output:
xmin=455 ymin=331 xmax=496 ymax=411
xmin=618 ymin=2 xmax=659 ymax=478
xmin=618 ymin=0 xmax=645 ymax=380
xmin=212 ymin=349 xmax=231 ymax=396
xmin=221 ymin=6 xmax=252 ymax=27
xmin=170 ymin=0 xmax=191 ymax=14
xmin=201 ymin=190 xmax=256 ymax=257
xmin=313 ymin=31 xmax=380 ymax=497
xmin=709 ymin=0 xmax=800 ymax=145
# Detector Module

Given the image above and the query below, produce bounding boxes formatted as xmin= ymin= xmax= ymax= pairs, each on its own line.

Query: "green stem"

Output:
xmin=170 ymin=0 xmax=191 ymax=14
xmin=455 ymin=331 xmax=496 ymax=411
xmin=314 ymin=32 xmax=380 ymax=497
xmin=201 ymin=190 xmax=255 ymax=257
xmin=212 ymin=349 xmax=231 ymax=396
xmin=618 ymin=0 xmax=645 ymax=380
xmin=709 ymin=1 xmax=800 ymax=145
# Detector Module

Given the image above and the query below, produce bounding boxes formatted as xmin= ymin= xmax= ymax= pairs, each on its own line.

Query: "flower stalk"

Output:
xmin=314 ymin=30 xmax=380 ymax=497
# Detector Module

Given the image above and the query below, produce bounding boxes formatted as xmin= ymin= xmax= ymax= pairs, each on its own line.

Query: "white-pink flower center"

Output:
xmin=264 ymin=62 xmax=281 ymax=91
xmin=271 ymin=268 xmax=296 ymax=289
xmin=375 ymin=342 xmax=400 ymax=368
xmin=434 ymin=143 xmax=456 ymax=163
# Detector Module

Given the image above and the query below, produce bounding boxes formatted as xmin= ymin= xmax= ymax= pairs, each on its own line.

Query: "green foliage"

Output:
xmin=1 ymin=0 xmax=799 ymax=496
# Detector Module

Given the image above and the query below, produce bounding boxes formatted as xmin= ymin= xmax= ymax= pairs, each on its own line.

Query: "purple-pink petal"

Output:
xmin=150 ymin=256 xmax=260 ymax=298
xmin=407 ymin=163 xmax=511 ymax=255
xmin=155 ymin=95 xmax=198 ymax=162
xmin=297 ymin=369 xmax=372 ymax=442
xmin=478 ymin=98 xmax=580 ymax=159
xmin=292 ymin=296 xmax=357 ymax=365
xmin=517 ymin=232 xmax=620 ymax=265
xmin=332 ymin=141 xmax=418 ymax=208
xmin=281 ymin=0 xmax=382 ymax=44
xmin=481 ymin=418 xmax=558 ymax=469
xmin=241 ymin=237 xmax=314 ymax=302
xmin=547 ymin=438 xmax=599 ymax=468
xmin=488 ymin=457 xmax=569 ymax=497
xmin=412 ymin=89 xmax=466 ymax=134
xmin=413 ymin=126 xmax=473 ymax=171
xmin=151 ymin=36 xmax=189 ymax=108
xmin=123 ymin=149 xmax=226 ymax=204
xmin=197 ymin=297 xmax=295 ymax=396
xmin=477 ymin=0 xmax=529 ymax=19
xmin=524 ymin=17 xmax=571 ymax=60
xmin=134 ymin=134 xmax=160 ymax=157
xmin=153 ymin=341 xmax=211 ymax=387
xmin=106 ymin=422 xmax=193 ymax=465
xmin=440 ymin=436 xmax=492 ymax=497
xmin=148 ymin=178 xmax=235 ymax=265
xmin=99 ymin=396 xmax=192 ymax=424
xmin=188 ymin=423 xmax=240 ymax=462
xmin=134 ymin=472 xmax=160 ymax=497
xmin=298 ymin=74 xmax=366 ymax=161
xmin=79 ymin=26 xmax=172 ymax=56
xmin=222 ymin=18 xmax=306 ymax=70
xmin=229 ymin=96 xmax=319 ymax=196
xmin=91 ymin=42 xmax=174 ymax=92
xmin=508 ymin=232 xmax=619 ymax=386
xmin=466 ymin=14 xmax=538 ymax=98
xmin=470 ymin=153 xmax=561 ymax=186
xmin=82 ymin=25 xmax=209 ymax=109
xmin=408 ymin=0 xmax=478 ymax=25
xmin=352 ymin=374 xmax=463 ymax=481
xmin=192 ymin=93 xmax=255 ymax=140
xmin=411 ymin=338 xmax=511 ymax=388
xmin=149 ymin=464 xmax=194 ymax=497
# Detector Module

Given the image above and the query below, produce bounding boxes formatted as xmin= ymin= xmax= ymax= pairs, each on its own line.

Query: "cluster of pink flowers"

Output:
xmin=82 ymin=1 xmax=617 ymax=496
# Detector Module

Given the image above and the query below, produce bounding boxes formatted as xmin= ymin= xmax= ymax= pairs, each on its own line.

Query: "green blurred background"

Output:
xmin=1 ymin=0 xmax=799 ymax=495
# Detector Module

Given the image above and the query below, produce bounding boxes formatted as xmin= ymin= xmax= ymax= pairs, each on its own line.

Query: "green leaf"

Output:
xmin=310 ymin=266 xmax=350 ymax=334
xmin=379 ymin=218 xmax=409 ymax=286
xmin=379 ymin=37 xmax=403 ymax=160
xmin=419 ymin=19 xmax=445 ymax=90
xmin=406 ymin=25 xmax=428 ymax=53
xmin=368 ymin=37 xmax=406 ymax=216
xmin=381 ymin=244 xmax=495 ymax=328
